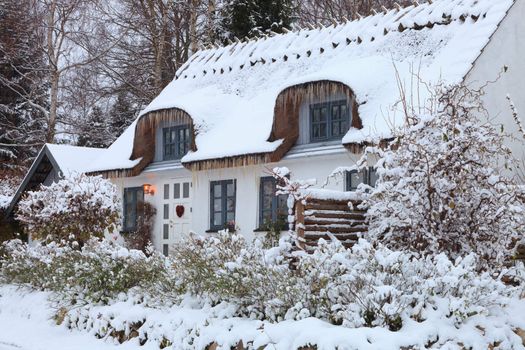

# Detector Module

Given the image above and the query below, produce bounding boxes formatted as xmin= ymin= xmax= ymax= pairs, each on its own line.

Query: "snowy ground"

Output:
xmin=1 ymin=284 xmax=525 ymax=350
xmin=0 ymin=287 xmax=145 ymax=350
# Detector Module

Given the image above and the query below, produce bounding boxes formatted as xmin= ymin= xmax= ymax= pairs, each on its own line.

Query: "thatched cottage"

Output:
xmin=5 ymin=0 xmax=525 ymax=254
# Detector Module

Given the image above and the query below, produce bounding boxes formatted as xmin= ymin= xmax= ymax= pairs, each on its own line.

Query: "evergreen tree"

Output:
xmin=77 ymin=107 xmax=113 ymax=148
xmin=221 ymin=0 xmax=294 ymax=41
xmin=0 ymin=0 xmax=48 ymax=171
xmin=109 ymin=90 xmax=138 ymax=139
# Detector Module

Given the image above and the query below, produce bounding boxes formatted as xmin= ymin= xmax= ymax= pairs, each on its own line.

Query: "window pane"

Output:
xmin=348 ymin=170 xmax=366 ymax=191
xmin=214 ymin=212 xmax=222 ymax=226
xmin=183 ymin=182 xmax=190 ymax=198
xmin=341 ymin=104 xmax=348 ymax=116
xmin=213 ymin=183 xmax=222 ymax=198
xmin=163 ymin=224 xmax=169 ymax=239
xmin=163 ymin=204 xmax=169 ymax=219
xmin=277 ymin=194 xmax=288 ymax=214
xmin=312 ymin=124 xmax=320 ymax=139
xmin=319 ymin=123 xmax=327 ymax=138
xmin=320 ymin=107 xmax=328 ymax=121
xmin=332 ymin=121 xmax=340 ymax=136
xmin=164 ymin=145 xmax=171 ymax=157
xmin=214 ymin=198 xmax=222 ymax=211
xmin=262 ymin=195 xmax=272 ymax=211
xmin=227 ymin=182 xmax=235 ymax=197
xmin=313 ymin=108 xmax=320 ymax=122
xmin=339 ymin=120 xmax=348 ymax=135
xmin=369 ymin=168 xmax=379 ymax=187
xmin=332 ymin=105 xmax=341 ymax=120
xmin=262 ymin=179 xmax=273 ymax=196
xmin=227 ymin=198 xmax=235 ymax=211
xmin=163 ymin=244 xmax=169 ymax=256
xmin=163 ymin=184 xmax=169 ymax=199
xmin=226 ymin=211 xmax=235 ymax=222
xmin=174 ymin=183 xmax=180 ymax=199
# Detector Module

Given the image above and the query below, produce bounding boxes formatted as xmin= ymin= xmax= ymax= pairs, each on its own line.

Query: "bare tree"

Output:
xmin=294 ymin=0 xmax=416 ymax=26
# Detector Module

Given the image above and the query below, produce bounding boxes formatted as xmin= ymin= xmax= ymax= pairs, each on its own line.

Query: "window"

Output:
xmin=346 ymin=167 xmax=378 ymax=191
xmin=163 ymin=184 xmax=169 ymax=199
xmin=210 ymin=180 xmax=236 ymax=231
xmin=163 ymin=204 xmax=169 ymax=219
xmin=259 ymin=177 xmax=288 ymax=229
xmin=310 ymin=100 xmax=350 ymax=142
xmin=183 ymin=182 xmax=190 ymax=198
xmin=163 ymin=224 xmax=169 ymax=239
xmin=174 ymin=183 xmax=180 ymax=198
xmin=123 ymin=187 xmax=144 ymax=232
xmin=163 ymin=125 xmax=190 ymax=160
xmin=162 ymin=244 xmax=169 ymax=256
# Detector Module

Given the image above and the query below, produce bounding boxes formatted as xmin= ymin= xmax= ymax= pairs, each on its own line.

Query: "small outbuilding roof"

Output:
xmin=3 ymin=144 xmax=106 ymax=218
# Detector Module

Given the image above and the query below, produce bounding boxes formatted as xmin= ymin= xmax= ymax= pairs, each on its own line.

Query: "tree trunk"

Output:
xmin=46 ymin=0 xmax=58 ymax=143
xmin=189 ymin=0 xmax=199 ymax=54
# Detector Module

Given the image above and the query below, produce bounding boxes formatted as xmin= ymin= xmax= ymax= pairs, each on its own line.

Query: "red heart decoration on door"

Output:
xmin=176 ymin=205 xmax=185 ymax=218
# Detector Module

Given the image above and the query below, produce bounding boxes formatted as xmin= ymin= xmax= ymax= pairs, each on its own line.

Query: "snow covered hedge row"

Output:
xmin=1 ymin=234 xmax=525 ymax=348
xmin=0 ymin=239 xmax=168 ymax=304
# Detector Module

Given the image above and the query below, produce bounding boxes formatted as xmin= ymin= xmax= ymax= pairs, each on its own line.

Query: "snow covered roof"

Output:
xmin=3 ymin=144 xmax=107 ymax=218
xmin=92 ymin=0 xmax=513 ymax=173
xmin=45 ymin=144 xmax=108 ymax=175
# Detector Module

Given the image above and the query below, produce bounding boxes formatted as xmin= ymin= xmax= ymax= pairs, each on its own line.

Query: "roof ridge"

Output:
xmin=176 ymin=0 xmax=487 ymax=81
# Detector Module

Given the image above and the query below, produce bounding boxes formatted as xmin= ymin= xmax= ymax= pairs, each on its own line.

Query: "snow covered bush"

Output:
xmin=361 ymin=84 xmax=525 ymax=267
xmin=123 ymin=201 xmax=156 ymax=253
xmin=0 ymin=238 xmax=168 ymax=304
xmin=170 ymin=231 xmax=302 ymax=320
xmin=16 ymin=173 xmax=121 ymax=245
xmin=296 ymin=239 xmax=518 ymax=331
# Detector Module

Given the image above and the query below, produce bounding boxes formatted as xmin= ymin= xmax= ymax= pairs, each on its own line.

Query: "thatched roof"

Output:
xmin=82 ymin=0 xmax=513 ymax=174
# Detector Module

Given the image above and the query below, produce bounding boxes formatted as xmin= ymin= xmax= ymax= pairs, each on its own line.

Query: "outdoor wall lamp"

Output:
xmin=143 ymin=183 xmax=155 ymax=195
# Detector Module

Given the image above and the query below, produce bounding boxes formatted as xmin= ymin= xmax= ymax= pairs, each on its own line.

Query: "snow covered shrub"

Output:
xmin=123 ymin=202 xmax=156 ymax=253
xmin=171 ymin=231 xmax=302 ymax=320
xmin=16 ymin=173 xmax=120 ymax=245
xmin=362 ymin=84 xmax=525 ymax=267
xmin=296 ymin=239 xmax=516 ymax=331
xmin=0 ymin=238 xmax=168 ymax=304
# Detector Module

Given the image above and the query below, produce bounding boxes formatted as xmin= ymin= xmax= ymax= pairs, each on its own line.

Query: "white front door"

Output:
xmin=160 ymin=179 xmax=192 ymax=255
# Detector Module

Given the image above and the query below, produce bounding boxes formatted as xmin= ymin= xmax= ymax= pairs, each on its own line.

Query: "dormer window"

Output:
xmin=310 ymin=100 xmax=350 ymax=142
xmin=163 ymin=125 xmax=190 ymax=161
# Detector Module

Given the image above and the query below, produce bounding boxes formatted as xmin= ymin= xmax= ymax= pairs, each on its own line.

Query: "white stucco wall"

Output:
xmin=465 ymin=0 xmax=525 ymax=166
xmin=114 ymin=147 xmax=361 ymax=251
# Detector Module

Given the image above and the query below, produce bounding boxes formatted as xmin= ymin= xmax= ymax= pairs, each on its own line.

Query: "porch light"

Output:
xmin=143 ymin=183 xmax=155 ymax=195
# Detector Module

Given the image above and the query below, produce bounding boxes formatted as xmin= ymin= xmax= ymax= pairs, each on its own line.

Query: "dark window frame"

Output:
xmin=162 ymin=124 xmax=190 ymax=161
xmin=122 ymin=187 xmax=144 ymax=232
xmin=345 ymin=167 xmax=378 ymax=191
xmin=209 ymin=179 xmax=236 ymax=231
xmin=309 ymin=99 xmax=351 ymax=142
xmin=258 ymin=176 xmax=288 ymax=229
